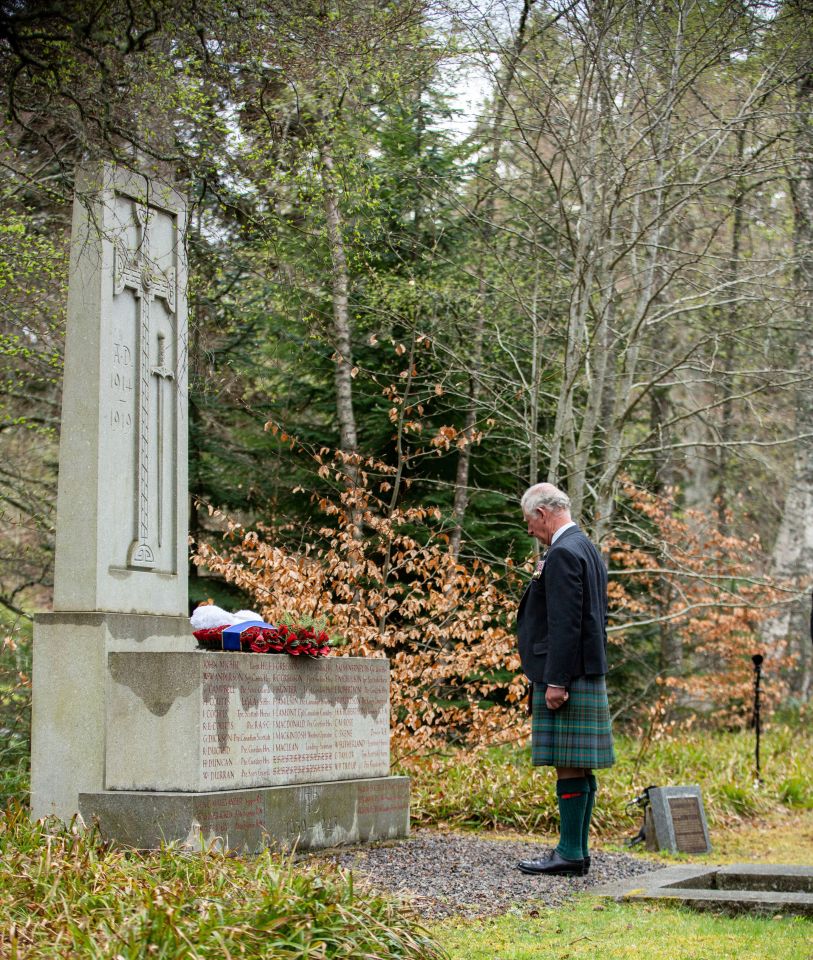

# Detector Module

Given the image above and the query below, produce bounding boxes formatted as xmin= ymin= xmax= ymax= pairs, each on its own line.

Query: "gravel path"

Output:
xmin=318 ymin=829 xmax=660 ymax=919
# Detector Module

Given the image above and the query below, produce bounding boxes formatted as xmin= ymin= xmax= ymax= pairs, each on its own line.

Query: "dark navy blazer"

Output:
xmin=517 ymin=525 xmax=609 ymax=686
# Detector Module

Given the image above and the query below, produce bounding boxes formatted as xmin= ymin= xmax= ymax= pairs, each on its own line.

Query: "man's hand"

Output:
xmin=545 ymin=685 xmax=569 ymax=710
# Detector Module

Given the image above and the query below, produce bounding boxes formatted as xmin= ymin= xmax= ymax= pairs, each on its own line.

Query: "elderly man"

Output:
xmin=516 ymin=482 xmax=615 ymax=876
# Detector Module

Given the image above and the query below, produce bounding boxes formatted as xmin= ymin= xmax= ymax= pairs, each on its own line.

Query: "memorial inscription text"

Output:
xmin=200 ymin=657 xmax=390 ymax=789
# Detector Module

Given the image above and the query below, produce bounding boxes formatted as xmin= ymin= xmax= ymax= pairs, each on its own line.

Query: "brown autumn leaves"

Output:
xmin=193 ymin=445 xmax=791 ymax=752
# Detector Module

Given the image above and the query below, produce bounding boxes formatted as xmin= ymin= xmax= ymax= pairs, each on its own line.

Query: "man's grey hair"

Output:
xmin=521 ymin=482 xmax=571 ymax=516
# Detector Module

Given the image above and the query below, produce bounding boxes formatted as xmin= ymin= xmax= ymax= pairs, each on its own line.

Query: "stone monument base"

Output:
xmin=80 ymin=776 xmax=410 ymax=852
xmin=30 ymin=612 xmax=195 ymax=821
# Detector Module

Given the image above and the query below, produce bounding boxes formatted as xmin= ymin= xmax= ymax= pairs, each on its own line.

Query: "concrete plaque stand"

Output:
xmin=646 ymin=785 xmax=711 ymax=854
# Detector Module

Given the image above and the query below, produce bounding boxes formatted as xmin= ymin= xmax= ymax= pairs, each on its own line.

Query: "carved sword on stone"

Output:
xmin=113 ymin=200 xmax=177 ymax=570
xmin=151 ymin=332 xmax=174 ymax=549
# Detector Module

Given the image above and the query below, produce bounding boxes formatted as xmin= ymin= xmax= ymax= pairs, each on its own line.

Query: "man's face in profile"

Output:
xmin=524 ymin=507 xmax=551 ymax=546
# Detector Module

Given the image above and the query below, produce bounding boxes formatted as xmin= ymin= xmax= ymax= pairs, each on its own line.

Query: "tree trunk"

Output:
xmin=319 ymin=138 xmax=359 ymax=463
xmin=715 ymin=125 xmax=747 ymax=531
xmin=449 ymin=0 xmax=535 ymax=557
xmin=449 ymin=279 xmax=485 ymax=557
xmin=762 ymin=47 xmax=813 ymax=699
xmin=593 ymin=5 xmax=685 ymax=544
xmin=528 ymin=250 xmax=544 ymax=490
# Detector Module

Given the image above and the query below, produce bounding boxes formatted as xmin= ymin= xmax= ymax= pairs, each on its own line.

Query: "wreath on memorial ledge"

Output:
xmin=190 ymin=605 xmax=333 ymax=658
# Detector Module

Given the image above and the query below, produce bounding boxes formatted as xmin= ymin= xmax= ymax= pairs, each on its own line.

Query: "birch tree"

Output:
xmin=761 ymin=0 xmax=813 ymax=699
xmin=459 ymin=0 xmax=802 ymax=544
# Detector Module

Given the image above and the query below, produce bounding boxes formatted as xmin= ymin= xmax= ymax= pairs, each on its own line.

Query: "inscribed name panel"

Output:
xmin=104 ymin=653 xmax=391 ymax=792
xmin=201 ymin=655 xmax=391 ymax=790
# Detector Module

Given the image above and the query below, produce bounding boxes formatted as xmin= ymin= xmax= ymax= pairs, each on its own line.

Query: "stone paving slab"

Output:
xmin=715 ymin=864 xmax=813 ymax=893
xmin=593 ymin=863 xmax=813 ymax=917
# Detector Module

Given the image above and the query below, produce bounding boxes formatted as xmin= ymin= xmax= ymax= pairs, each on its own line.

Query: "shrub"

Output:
xmin=0 ymin=625 xmax=30 ymax=807
xmin=193 ymin=449 xmax=788 ymax=748
xmin=193 ymin=449 xmax=528 ymax=754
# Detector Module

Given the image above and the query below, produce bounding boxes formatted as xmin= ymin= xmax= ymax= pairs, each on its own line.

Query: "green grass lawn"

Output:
xmin=435 ymin=898 xmax=813 ymax=960
xmin=427 ymin=807 xmax=813 ymax=960
xmin=709 ymin=808 xmax=813 ymax=864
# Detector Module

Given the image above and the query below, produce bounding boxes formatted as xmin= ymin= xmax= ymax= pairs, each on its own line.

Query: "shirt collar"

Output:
xmin=550 ymin=521 xmax=576 ymax=545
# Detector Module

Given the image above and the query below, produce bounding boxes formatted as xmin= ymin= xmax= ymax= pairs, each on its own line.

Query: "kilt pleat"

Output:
xmin=531 ymin=676 xmax=615 ymax=769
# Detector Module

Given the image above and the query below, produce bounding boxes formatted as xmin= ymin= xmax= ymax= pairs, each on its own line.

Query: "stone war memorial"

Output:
xmin=30 ymin=162 xmax=409 ymax=851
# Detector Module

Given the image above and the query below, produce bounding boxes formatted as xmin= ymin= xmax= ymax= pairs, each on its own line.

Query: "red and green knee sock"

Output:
xmin=555 ymin=776 xmax=591 ymax=861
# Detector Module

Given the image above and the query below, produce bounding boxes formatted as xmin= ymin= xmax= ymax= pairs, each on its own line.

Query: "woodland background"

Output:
xmin=2 ymin=0 xmax=813 ymax=752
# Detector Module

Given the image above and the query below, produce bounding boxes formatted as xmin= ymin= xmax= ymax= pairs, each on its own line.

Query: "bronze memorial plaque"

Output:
xmin=668 ymin=796 xmax=708 ymax=853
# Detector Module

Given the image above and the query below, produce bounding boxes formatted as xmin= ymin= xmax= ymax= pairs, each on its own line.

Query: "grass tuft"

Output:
xmin=778 ymin=776 xmax=813 ymax=809
xmin=0 ymin=731 xmax=28 ymax=807
xmin=0 ymin=805 xmax=445 ymax=959
xmin=398 ymin=724 xmax=813 ymax=837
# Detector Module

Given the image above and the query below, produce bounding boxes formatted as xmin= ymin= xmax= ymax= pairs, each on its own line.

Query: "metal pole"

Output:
xmin=751 ymin=654 xmax=763 ymax=784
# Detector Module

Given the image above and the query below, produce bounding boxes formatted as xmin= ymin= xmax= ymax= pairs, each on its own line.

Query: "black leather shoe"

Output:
xmin=582 ymin=856 xmax=591 ymax=876
xmin=517 ymin=850 xmax=584 ymax=876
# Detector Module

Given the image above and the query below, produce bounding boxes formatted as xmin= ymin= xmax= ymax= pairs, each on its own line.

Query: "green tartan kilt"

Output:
xmin=531 ymin=676 xmax=616 ymax=769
